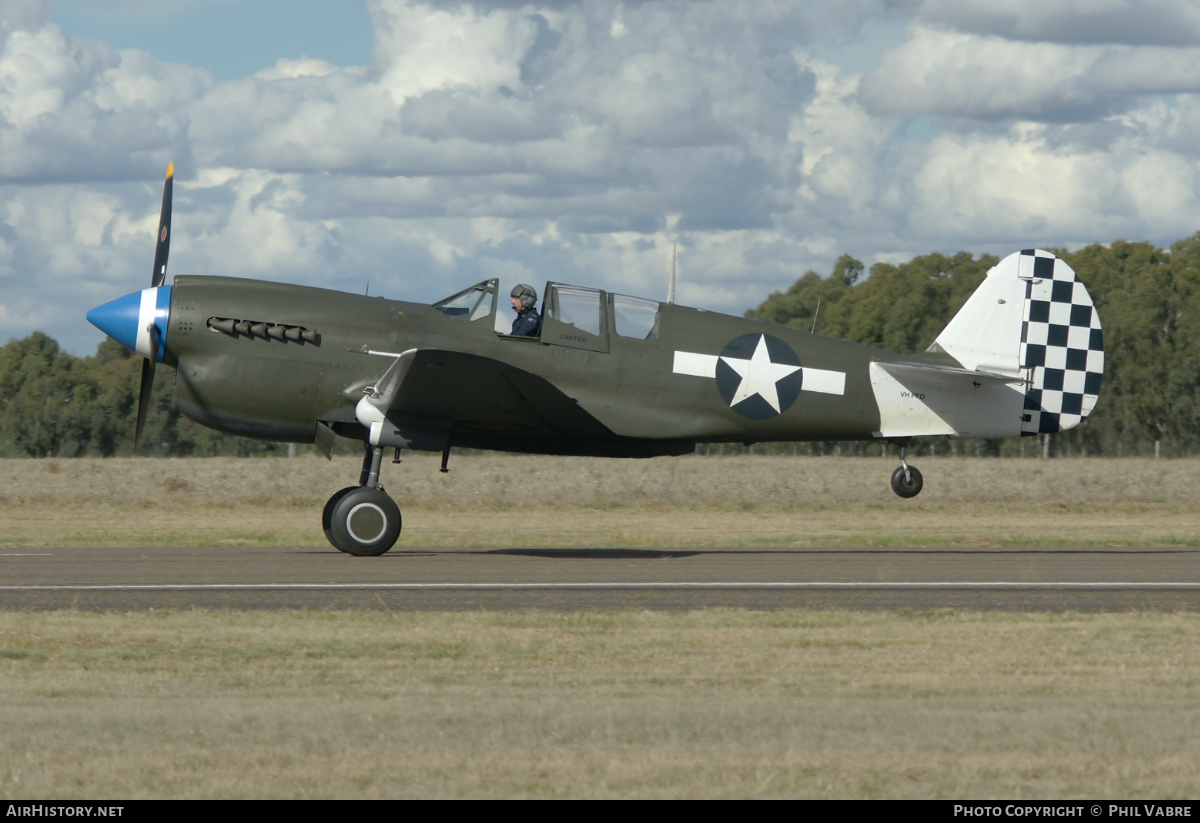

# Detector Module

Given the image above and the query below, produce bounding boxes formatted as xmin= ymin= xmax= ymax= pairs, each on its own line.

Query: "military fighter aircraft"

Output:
xmin=88 ymin=166 xmax=1104 ymax=555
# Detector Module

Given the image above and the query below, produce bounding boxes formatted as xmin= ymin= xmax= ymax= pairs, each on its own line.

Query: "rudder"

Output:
xmin=1015 ymin=250 xmax=1104 ymax=434
xmin=932 ymin=249 xmax=1104 ymax=435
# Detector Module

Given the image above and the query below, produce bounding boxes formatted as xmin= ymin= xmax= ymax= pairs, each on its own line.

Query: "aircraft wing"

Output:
xmin=352 ymin=348 xmax=616 ymax=451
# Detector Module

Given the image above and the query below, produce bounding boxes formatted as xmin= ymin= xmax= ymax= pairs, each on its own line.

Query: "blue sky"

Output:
xmin=5 ymin=0 xmax=1200 ymax=355
xmin=51 ymin=0 xmax=375 ymax=81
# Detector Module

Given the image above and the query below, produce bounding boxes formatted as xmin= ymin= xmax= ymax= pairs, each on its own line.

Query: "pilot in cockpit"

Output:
xmin=510 ymin=284 xmax=542 ymax=337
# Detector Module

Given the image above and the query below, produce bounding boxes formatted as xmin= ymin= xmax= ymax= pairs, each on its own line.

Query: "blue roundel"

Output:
xmin=714 ymin=333 xmax=803 ymax=419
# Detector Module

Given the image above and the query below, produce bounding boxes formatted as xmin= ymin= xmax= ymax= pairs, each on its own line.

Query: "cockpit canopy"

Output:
xmin=432 ymin=279 xmax=498 ymax=322
xmin=431 ymin=279 xmax=662 ymax=347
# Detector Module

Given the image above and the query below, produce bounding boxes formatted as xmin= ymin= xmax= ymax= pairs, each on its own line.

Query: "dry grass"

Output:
xmin=1 ymin=609 xmax=1198 ymax=799
xmin=4 ymin=457 xmax=1198 ymax=799
xmin=2 ymin=455 xmax=1198 ymax=547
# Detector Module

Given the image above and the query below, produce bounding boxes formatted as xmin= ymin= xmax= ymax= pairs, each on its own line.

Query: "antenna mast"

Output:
xmin=667 ymin=244 xmax=677 ymax=304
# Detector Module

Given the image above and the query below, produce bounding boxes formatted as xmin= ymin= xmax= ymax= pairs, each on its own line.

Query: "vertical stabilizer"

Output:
xmin=932 ymin=249 xmax=1103 ymax=435
xmin=932 ymin=253 xmax=1027 ymax=376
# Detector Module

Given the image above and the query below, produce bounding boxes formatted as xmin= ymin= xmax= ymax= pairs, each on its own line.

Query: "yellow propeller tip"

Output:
xmin=166 ymin=161 xmax=174 ymax=179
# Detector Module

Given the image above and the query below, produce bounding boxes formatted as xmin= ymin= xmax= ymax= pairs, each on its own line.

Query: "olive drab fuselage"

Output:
xmin=164 ymin=274 xmax=928 ymax=456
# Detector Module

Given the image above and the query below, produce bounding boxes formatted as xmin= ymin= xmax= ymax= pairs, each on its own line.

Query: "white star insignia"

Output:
xmin=720 ymin=334 xmax=800 ymax=413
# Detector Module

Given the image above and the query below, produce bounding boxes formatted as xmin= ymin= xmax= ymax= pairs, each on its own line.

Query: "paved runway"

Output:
xmin=2 ymin=546 xmax=1199 ymax=611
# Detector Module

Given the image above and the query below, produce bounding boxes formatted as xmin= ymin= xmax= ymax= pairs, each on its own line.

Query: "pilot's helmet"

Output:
xmin=511 ymin=284 xmax=537 ymax=309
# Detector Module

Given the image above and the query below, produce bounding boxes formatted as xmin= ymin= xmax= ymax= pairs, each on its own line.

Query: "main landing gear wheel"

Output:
xmin=325 ymin=486 xmax=402 ymax=556
xmin=890 ymin=464 xmax=923 ymax=498
xmin=322 ymin=486 xmax=357 ymax=547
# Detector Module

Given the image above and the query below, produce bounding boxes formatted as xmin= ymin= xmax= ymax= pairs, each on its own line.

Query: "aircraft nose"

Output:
xmin=87 ymin=286 xmax=171 ymax=361
xmin=87 ymin=291 xmax=141 ymax=352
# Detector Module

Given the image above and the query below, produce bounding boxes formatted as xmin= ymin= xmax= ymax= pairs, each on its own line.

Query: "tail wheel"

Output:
xmin=327 ymin=487 xmax=402 ymax=556
xmin=890 ymin=465 xmax=923 ymax=499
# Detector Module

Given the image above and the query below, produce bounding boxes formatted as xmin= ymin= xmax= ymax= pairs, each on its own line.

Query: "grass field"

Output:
xmin=2 ymin=454 xmax=1199 ymax=547
xmin=1 ymin=609 xmax=1198 ymax=799
xmin=2 ymin=456 xmax=1198 ymax=798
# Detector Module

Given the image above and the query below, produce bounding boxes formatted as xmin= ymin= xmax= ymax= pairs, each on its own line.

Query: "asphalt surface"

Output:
xmin=2 ymin=546 xmax=1199 ymax=611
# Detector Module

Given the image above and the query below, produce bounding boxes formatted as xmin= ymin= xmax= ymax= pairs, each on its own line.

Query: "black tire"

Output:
xmin=328 ymin=487 xmax=402 ymax=556
xmin=322 ymin=487 xmax=358 ymax=551
xmin=890 ymin=465 xmax=924 ymax=499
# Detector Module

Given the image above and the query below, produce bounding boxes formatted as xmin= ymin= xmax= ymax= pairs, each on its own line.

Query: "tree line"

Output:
xmin=0 ymin=334 xmax=277 ymax=458
xmin=744 ymin=235 xmax=1200 ymax=458
xmin=2 ymin=234 xmax=1197 ymax=458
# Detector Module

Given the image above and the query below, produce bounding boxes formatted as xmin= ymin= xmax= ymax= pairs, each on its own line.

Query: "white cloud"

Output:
xmin=4 ymin=0 xmax=1200 ymax=357
xmin=1121 ymin=151 xmax=1200 ymax=234
xmin=789 ymin=57 xmax=892 ymax=212
xmin=372 ymin=0 xmax=539 ymax=103
xmin=0 ymin=7 xmax=205 ymax=183
xmin=897 ymin=122 xmax=1200 ymax=249
xmin=918 ymin=0 xmax=1200 ymax=46
xmin=907 ymin=128 xmax=1130 ymax=241
xmin=861 ymin=25 xmax=1200 ymax=121
xmin=253 ymin=57 xmax=341 ymax=81
xmin=0 ymin=0 xmax=50 ymax=45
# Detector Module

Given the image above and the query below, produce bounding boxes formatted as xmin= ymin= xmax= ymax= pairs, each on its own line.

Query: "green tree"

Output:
xmin=746 ymin=254 xmax=862 ymax=331
xmin=0 ymin=333 xmax=77 ymax=456
xmin=1061 ymin=239 xmax=1200 ymax=456
xmin=0 ymin=334 xmax=285 ymax=457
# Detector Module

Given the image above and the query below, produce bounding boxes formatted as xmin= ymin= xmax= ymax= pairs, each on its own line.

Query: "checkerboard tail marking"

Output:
xmin=1017 ymin=250 xmax=1104 ymax=434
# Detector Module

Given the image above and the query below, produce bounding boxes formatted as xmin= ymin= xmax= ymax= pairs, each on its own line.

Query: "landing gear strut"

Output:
xmin=323 ymin=443 xmax=403 ymax=556
xmin=889 ymin=443 xmax=923 ymax=499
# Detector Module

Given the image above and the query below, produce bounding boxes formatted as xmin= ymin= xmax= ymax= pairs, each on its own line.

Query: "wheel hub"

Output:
xmin=346 ymin=502 xmax=388 ymax=544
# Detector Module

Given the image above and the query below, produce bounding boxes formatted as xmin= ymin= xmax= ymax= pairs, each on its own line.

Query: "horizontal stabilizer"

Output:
xmin=869 ymin=359 xmax=1027 ymax=439
xmin=878 ymin=361 xmax=1024 ymax=387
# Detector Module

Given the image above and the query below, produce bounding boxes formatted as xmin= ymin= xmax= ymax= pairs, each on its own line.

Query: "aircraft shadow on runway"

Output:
xmin=487 ymin=548 xmax=702 ymax=560
xmin=477 ymin=548 xmax=1198 ymax=560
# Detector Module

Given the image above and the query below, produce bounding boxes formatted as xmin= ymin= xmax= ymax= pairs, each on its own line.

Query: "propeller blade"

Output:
xmin=150 ymin=162 xmax=174 ymax=288
xmin=133 ymin=322 xmax=164 ymax=455
xmin=134 ymin=357 xmax=155 ymax=455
